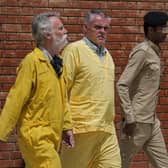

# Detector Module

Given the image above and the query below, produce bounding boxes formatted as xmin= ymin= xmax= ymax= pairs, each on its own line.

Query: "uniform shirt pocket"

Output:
xmin=146 ymin=63 xmax=160 ymax=81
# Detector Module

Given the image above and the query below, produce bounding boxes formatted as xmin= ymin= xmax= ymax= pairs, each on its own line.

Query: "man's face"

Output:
xmin=49 ymin=17 xmax=68 ymax=53
xmin=84 ymin=15 xmax=110 ymax=47
xmin=152 ymin=25 xmax=168 ymax=43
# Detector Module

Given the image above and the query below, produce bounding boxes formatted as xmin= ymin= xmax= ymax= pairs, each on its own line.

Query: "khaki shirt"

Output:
xmin=117 ymin=40 xmax=160 ymax=124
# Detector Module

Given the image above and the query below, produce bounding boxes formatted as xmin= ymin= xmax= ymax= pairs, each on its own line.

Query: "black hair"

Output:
xmin=144 ymin=11 xmax=168 ymax=36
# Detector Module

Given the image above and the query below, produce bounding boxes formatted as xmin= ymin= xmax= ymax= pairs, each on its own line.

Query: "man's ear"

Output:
xmin=83 ymin=24 xmax=88 ymax=34
xmin=44 ymin=32 xmax=52 ymax=40
xmin=148 ymin=27 xmax=155 ymax=33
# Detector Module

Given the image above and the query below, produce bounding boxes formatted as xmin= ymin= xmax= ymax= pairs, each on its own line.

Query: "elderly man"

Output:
xmin=0 ymin=12 xmax=74 ymax=168
xmin=61 ymin=9 xmax=121 ymax=168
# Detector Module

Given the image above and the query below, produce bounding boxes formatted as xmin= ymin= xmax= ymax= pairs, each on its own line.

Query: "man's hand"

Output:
xmin=123 ymin=122 xmax=136 ymax=137
xmin=62 ymin=129 xmax=75 ymax=148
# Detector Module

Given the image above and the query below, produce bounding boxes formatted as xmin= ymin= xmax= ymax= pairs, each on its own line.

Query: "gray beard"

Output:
xmin=53 ymin=35 xmax=68 ymax=52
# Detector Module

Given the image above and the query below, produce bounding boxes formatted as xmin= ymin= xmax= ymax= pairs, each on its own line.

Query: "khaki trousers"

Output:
xmin=120 ymin=119 xmax=168 ymax=168
xmin=61 ymin=131 xmax=121 ymax=168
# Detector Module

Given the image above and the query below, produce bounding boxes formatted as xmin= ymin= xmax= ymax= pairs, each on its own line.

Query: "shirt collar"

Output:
xmin=145 ymin=39 xmax=160 ymax=56
xmin=38 ymin=46 xmax=53 ymax=62
xmin=82 ymin=37 xmax=106 ymax=56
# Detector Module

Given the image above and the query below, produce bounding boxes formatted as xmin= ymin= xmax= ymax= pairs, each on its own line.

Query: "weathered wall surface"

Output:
xmin=0 ymin=0 xmax=168 ymax=167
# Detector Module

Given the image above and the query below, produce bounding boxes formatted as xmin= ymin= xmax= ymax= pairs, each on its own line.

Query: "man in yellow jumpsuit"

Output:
xmin=117 ymin=11 xmax=168 ymax=168
xmin=0 ymin=12 xmax=74 ymax=168
xmin=61 ymin=9 xmax=121 ymax=168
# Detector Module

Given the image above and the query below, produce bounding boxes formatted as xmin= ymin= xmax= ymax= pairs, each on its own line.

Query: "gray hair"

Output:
xmin=84 ymin=9 xmax=111 ymax=24
xmin=32 ymin=12 xmax=60 ymax=46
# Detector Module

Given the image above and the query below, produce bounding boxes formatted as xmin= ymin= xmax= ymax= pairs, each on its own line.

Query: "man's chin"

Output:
xmin=97 ymin=40 xmax=105 ymax=46
xmin=98 ymin=43 xmax=105 ymax=47
xmin=58 ymin=41 xmax=68 ymax=53
xmin=61 ymin=40 xmax=68 ymax=49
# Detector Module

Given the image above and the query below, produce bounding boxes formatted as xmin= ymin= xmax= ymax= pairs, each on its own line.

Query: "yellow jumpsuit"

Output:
xmin=61 ymin=39 xmax=121 ymax=168
xmin=0 ymin=48 xmax=72 ymax=168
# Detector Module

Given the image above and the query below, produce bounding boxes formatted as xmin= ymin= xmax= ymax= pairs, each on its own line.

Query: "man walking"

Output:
xmin=117 ymin=11 xmax=168 ymax=168
xmin=61 ymin=9 xmax=121 ymax=168
xmin=0 ymin=12 xmax=74 ymax=168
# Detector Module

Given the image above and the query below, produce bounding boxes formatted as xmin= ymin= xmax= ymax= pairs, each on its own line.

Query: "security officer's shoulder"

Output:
xmin=129 ymin=41 xmax=147 ymax=59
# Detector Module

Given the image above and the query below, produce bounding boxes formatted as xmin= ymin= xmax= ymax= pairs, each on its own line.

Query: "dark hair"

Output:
xmin=144 ymin=11 xmax=168 ymax=36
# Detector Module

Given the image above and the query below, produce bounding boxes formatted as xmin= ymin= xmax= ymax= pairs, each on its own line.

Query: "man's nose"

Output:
xmin=64 ymin=27 xmax=68 ymax=34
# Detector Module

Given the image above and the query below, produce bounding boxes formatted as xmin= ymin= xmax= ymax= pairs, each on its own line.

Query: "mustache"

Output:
xmin=53 ymin=34 xmax=68 ymax=51
xmin=62 ymin=34 xmax=68 ymax=41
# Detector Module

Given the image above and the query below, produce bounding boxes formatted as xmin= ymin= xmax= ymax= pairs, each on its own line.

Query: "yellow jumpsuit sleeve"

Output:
xmin=62 ymin=45 xmax=79 ymax=91
xmin=0 ymin=56 xmax=34 ymax=141
xmin=62 ymin=45 xmax=79 ymax=130
xmin=62 ymin=67 xmax=72 ymax=130
xmin=63 ymin=99 xmax=72 ymax=130
xmin=117 ymin=50 xmax=146 ymax=123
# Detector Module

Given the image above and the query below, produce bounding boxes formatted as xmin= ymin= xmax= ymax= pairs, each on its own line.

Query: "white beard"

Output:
xmin=52 ymin=34 xmax=68 ymax=53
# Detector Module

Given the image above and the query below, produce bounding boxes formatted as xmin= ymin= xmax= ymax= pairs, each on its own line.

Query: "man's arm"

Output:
xmin=117 ymin=50 xmax=146 ymax=126
xmin=0 ymin=56 xmax=34 ymax=141
xmin=61 ymin=45 xmax=79 ymax=148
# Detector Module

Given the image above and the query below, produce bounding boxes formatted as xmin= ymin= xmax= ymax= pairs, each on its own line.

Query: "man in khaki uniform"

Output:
xmin=117 ymin=11 xmax=168 ymax=168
